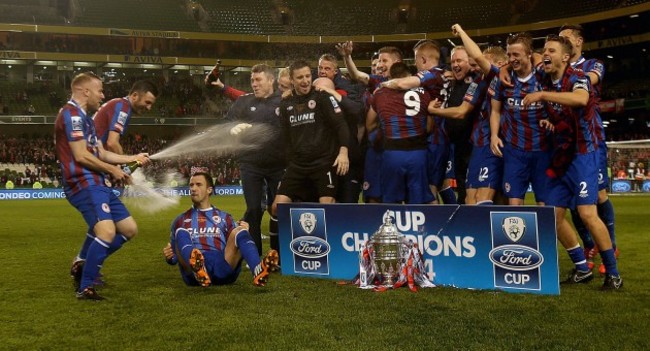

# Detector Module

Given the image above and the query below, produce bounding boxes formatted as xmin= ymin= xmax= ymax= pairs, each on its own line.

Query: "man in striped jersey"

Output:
xmin=560 ymin=24 xmax=618 ymax=275
xmin=523 ymin=35 xmax=622 ymax=289
xmin=429 ymin=24 xmax=507 ymax=205
xmin=490 ymin=32 xmax=552 ymax=205
xmin=366 ymin=62 xmax=434 ymax=204
xmin=70 ymin=80 xmax=158 ymax=282
xmin=163 ymin=171 xmax=279 ymax=287
xmin=55 ymin=72 xmax=151 ymax=300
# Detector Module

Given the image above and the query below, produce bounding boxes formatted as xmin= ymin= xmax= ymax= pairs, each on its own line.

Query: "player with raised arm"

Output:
xmin=163 ymin=171 xmax=279 ymax=287
xmin=335 ymin=43 xmax=402 ymax=203
xmin=522 ymin=35 xmax=622 ymax=289
xmin=489 ymin=32 xmax=551 ymax=206
xmin=56 ymin=72 xmax=151 ymax=300
xmin=429 ymin=24 xmax=507 ymax=205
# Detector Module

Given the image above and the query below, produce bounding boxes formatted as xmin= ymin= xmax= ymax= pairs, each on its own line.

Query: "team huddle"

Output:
xmin=55 ymin=22 xmax=622 ymax=300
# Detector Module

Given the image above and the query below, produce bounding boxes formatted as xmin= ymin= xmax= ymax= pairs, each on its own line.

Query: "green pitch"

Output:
xmin=0 ymin=196 xmax=648 ymax=350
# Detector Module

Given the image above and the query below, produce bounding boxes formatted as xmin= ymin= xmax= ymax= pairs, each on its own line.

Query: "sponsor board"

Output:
xmin=0 ymin=186 xmax=243 ymax=200
xmin=611 ymin=180 xmax=632 ymax=193
xmin=289 ymin=209 xmax=329 ymax=275
xmin=643 ymin=180 xmax=650 ymax=193
xmin=278 ymin=203 xmax=560 ymax=295
xmin=490 ymin=212 xmax=543 ymax=291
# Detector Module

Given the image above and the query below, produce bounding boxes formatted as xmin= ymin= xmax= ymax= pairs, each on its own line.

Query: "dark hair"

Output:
xmin=288 ymin=60 xmax=311 ymax=78
xmin=389 ymin=62 xmax=411 ymax=79
xmin=191 ymin=172 xmax=214 ymax=190
xmin=252 ymin=63 xmax=276 ymax=79
xmin=130 ymin=79 xmax=158 ymax=97
xmin=559 ymin=23 xmax=584 ymax=39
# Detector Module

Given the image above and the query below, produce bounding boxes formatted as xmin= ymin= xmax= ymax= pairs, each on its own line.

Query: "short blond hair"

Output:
xmin=71 ymin=72 xmax=101 ymax=90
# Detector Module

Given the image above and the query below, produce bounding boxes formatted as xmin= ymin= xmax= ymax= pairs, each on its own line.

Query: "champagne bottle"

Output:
xmin=122 ymin=160 xmax=141 ymax=175
xmin=205 ymin=59 xmax=222 ymax=87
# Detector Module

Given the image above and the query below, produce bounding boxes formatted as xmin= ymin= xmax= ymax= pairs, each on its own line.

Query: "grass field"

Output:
xmin=0 ymin=195 xmax=649 ymax=350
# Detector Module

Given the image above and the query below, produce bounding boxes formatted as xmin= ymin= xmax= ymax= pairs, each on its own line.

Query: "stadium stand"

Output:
xmin=73 ymin=0 xmax=201 ymax=32
xmin=0 ymin=0 xmax=647 ymax=190
xmin=0 ymin=0 xmax=63 ymax=25
xmin=0 ymin=0 xmax=629 ymax=35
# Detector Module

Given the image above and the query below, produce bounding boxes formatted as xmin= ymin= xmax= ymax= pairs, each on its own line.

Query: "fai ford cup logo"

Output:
xmin=289 ymin=237 xmax=330 ymax=258
xmin=489 ymin=245 xmax=544 ymax=271
xmin=299 ymin=212 xmax=317 ymax=234
xmin=502 ymin=216 xmax=526 ymax=242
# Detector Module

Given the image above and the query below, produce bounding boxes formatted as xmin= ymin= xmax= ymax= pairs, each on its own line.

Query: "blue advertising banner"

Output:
xmin=611 ymin=180 xmax=632 ymax=193
xmin=0 ymin=186 xmax=243 ymax=200
xmin=278 ymin=203 xmax=560 ymax=295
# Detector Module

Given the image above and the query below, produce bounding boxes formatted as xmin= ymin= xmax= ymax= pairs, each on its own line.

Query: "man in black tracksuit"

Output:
xmin=226 ymin=64 xmax=285 ymax=256
xmin=271 ymin=60 xmax=350 ymax=213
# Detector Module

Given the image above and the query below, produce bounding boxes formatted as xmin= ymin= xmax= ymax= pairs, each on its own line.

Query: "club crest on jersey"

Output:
xmin=287 ymin=106 xmax=293 ymax=111
xmin=212 ymin=215 xmax=221 ymax=223
xmin=250 ymin=106 xmax=256 ymax=112
xmin=117 ymin=111 xmax=128 ymax=126
xmin=308 ymin=100 xmax=316 ymax=109
xmin=465 ymin=82 xmax=478 ymax=97
xmin=101 ymin=203 xmax=110 ymax=213
xmin=71 ymin=116 xmax=83 ymax=131
xmin=275 ymin=107 xmax=280 ymax=116
xmin=299 ymin=212 xmax=317 ymax=234
xmin=502 ymin=217 xmax=526 ymax=242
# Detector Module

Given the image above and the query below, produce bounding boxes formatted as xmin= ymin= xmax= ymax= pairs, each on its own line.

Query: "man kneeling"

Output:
xmin=163 ymin=171 xmax=278 ymax=287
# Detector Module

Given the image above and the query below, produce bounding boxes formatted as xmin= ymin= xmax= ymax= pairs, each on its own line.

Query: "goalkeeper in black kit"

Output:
xmin=271 ymin=59 xmax=350 ymax=216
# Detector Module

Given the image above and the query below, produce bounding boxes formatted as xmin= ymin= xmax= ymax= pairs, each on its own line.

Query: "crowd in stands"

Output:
xmin=3 ymin=128 xmax=650 ymax=191
xmin=1 ymin=133 xmax=241 ymax=189
xmin=0 ymin=73 xmax=235 ymax=119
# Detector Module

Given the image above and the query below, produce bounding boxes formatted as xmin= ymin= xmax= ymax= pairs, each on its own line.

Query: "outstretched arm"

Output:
xmin=381 ymin=76 xmax=421 ymax=90
xmin=523 ymin=89 xmax=589 ymax=108
xmin=336 ymin=41 xmax=370 ymax=86
xmin=452 ymin=24 xmax=491 ymax=74
xmin=429 ymin=100 xmax=475 ymax=119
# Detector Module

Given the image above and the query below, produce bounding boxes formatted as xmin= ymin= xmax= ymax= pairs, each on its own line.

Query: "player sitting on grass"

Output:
xmin=163 ymin=170 xmax=278 ymax=287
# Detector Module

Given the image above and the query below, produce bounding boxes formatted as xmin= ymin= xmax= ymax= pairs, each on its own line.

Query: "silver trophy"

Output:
xmin=370 ymin=212 xmax=404 ymax=286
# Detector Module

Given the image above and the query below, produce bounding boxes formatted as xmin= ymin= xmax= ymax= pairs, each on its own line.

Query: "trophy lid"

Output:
xmin=373 ymin=211 xmax=402 ymax=238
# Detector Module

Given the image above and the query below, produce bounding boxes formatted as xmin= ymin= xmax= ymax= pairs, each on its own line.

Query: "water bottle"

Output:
xmin=205 ymin=59 xmax=222 ymax=87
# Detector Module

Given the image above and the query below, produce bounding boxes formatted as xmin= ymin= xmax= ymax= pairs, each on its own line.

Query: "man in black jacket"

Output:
xmin=226 ymin=64 xmax=285 ymax=256
xmin=271 ymin=60 xmax=350 ymax=214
